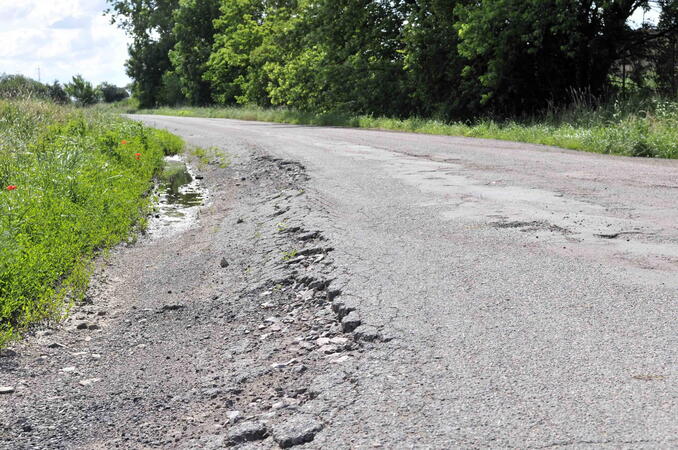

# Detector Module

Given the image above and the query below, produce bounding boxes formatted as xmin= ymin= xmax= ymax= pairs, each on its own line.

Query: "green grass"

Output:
xmin=124 ymin=97 xmax=678 ymax=159
xmin=190 ymin=146 xmax=231 ymax=168
xmin=0 ymin=99 xmax=184 ymax=346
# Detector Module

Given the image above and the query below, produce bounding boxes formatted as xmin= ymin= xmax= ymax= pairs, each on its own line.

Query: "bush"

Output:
xmin=0 ymin=74 xmax=49 ymax=100
xmin=0 ymin=99 xmax=184 ymax=345
xmin=98 ymin=82 xmax=130 ymax=103
xmin=65 ymin=75 xmax=99 ymax=106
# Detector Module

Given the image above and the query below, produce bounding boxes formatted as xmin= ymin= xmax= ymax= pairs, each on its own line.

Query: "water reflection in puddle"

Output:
xmin=147 ymin=155 xmax=207 ymax=238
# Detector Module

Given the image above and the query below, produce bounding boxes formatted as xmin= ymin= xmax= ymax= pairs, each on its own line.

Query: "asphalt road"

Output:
xmin=133 ymin=115 xmax=677 ymax=448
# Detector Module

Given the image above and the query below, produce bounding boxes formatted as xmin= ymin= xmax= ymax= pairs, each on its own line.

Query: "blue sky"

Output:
xmin=0 ymin=0 xmax=131 ymax=86
xmin=0 ymin=2 xmax=661 ymax=89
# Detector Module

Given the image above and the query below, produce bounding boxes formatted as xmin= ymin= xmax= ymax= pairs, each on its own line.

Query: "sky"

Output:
xmin=0 ymin=0 xmax=131 ymax=86
xmin=0 ymin=2 xmax=663 ymax=88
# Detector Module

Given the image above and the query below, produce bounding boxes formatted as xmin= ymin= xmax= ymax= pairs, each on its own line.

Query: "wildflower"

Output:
xmin=134 ymin=153 xmax=141 ymax=160
xmin=121 ymin=140 xmax=128 ymax=145
xmin=6 ymin=185 xmax=17 ymax=191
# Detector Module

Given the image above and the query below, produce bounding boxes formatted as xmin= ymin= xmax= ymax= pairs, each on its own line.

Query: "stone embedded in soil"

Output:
xmin=0 ymin=386 xmax=15 ymax=394
xmin=271 ymin=358 xmax=297 ymax=369
xmin=318 ymin=344 xmax=338 ymax=354
xmin=158 ymin=304 xmax=185 ymax=313
xmin=271 ymin=415 xmax=323 ymax=448
xmin=220 ymin=257 xmax=229 ymax=268
xmin=226 ymin=421 xmax=268 ymax=445
xmin=79 ymin=378 xmax=101 ymax=387
xmin=341 ymin=311 xmax=361 ymax=332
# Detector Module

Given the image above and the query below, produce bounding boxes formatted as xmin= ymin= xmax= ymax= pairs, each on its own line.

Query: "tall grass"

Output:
xmin=0 ymin=99 xmax=183 ymax=346
xmin=124 ymin=97 xmax=678 ymax=159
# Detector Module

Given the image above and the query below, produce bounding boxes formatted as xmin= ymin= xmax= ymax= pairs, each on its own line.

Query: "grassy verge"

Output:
xmin=120 ymin=98 xmax=678 ymax=159
xmin=0 ymin=99 xmax=183 ymax=346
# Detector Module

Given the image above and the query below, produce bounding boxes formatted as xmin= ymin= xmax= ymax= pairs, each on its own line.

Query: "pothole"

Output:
xmin=491 ymin=220 xmax=570 ymax=234
xmin=147 ymin=155 xmax=207 ymax=238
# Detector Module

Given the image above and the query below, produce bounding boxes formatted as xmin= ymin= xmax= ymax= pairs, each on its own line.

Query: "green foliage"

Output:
xmin=151 ymin=128 xmax=185 ymax=155
xmin=282 ymin=249 xmax=299 ymax=261
xmin=98 ymin=82 xmax=130 ymax=103
xmin=0 ymin=99 xmax=183 ymax=346
xmin=65 ymin=75 xmax=99 ymax=106
xmin=109 ymin=0 xmax=678 ymax=119
xmin=204 ymin=0 xmax=270 ymax=105
xmin=170 ymin=0 xmax=221 ymax=105
xmin=401 ymin=0 xmax=480 ymax=118
xmin=159 ymin=71 xmax=186 ymax=106
xmin=47 ymin=82 xmax=70 ymax=104
xmin=0 ymin=75 xmax=69 ymax=105
xmin=190 ymin=146 xmax=230 ymax=168
xmin=106 ymin=0 xmax=181 ymax=107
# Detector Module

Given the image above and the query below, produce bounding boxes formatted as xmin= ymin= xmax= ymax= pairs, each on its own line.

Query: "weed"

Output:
xmin=0 ymin=99 xmax=184 ymax=346
xmin=276 ymin=221 xmax=288 ymax=232
xmin=282 ymin=249 xmax=299 ymax=261
xmin=190 ymin=146 xmax=230 ymax=168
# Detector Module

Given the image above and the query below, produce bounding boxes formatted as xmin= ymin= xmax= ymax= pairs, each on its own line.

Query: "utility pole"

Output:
xmin=37 ymin=66 xmax=41 ymax=83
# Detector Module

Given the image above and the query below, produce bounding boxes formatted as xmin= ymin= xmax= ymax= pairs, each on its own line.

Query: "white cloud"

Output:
xmin=0 ymin=0 xmax=131 ymax=86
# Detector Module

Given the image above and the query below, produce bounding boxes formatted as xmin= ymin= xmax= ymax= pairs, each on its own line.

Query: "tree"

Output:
xmin=401 ymin=0 xmax=481 ymax=119
xmin=97 ymin=82 xmax=130 ymax=103
xmin=170 ymin=0 xmax=221 ymax=105
xmin=653 ymin=1 xmax=678 ymax=96
xmin=105 ymin=0 xmax=180 ymax=107
xmin=454 ymin=0 xmax=671 ymax=115
xmin=65 ymin=75 xmax=99 ymax=106
xmin=264 ymin=0 xmax=411 ymax=115
xmin=47 ymin=81 xmax=70 ymax=104
xmin=204 ymin=0 xmax=269 ymax=105
xmin=0 ymin=74 xmax=49 ymax=99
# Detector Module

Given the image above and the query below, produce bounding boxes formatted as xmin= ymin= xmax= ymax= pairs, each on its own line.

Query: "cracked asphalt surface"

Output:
xmin=134 ymin=116 xmax=677 ymax=448
xmin=2 ymin=114 xmax=676 ymax=449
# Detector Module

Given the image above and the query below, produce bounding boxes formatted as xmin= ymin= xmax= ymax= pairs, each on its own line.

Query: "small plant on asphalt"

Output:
xmin=282 ymin=249 xmax=299 ymax=261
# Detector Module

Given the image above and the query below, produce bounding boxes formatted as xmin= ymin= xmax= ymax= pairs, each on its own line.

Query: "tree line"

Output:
xmin=0 ymin=74 xmax=130 ymax=106
xmin=106 ymin=0 xmax=678 ymax=119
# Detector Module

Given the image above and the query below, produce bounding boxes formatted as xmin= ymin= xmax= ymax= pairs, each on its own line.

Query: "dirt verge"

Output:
xmin=0 ymin=148 xmax=373 ymax=449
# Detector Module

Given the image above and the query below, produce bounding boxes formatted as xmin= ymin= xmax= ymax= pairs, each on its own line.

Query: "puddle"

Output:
xmin=147 ymin=155 xmax=207 ymax=238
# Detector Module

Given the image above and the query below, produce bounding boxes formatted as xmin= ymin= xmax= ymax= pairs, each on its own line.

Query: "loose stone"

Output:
xmin=341 ymin=311 xmax=361 ymax=332
xmin=271 ymin=415 xmax=323 ymax=448
xmin=226 ymin=421 xmax=267 ymax=445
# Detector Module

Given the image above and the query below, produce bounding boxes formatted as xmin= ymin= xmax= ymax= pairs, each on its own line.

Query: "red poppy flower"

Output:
xmin=6 ymin=185 xmax=17 ymax=191
xmin=134 ymin=153 xmax=141 ymax=160
xmin=121 ymin=140 xmax=128 ymax=145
